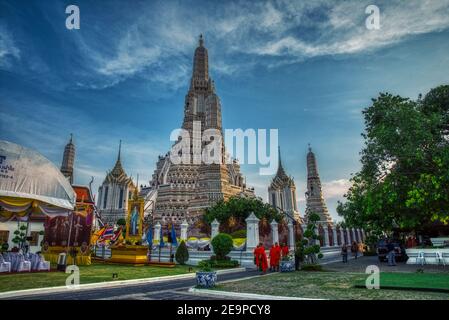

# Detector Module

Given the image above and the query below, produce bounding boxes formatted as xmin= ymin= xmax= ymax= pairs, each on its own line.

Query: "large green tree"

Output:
xmin=203 ymin=196 xmax=282 ymax=234
xmin=337 ymin=85 xmax=449 ymax=236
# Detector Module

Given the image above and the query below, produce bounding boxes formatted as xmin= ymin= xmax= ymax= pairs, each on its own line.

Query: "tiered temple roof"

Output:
xmin=103 ymin=140 xmax=134 ymax=186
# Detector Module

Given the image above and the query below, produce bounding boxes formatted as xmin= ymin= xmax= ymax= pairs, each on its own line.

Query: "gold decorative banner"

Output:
xmin=126 ymin=196 xmax=144 ymax=243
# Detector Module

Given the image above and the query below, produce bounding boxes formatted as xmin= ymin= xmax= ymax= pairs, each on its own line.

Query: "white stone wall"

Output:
xmin=0 ymin=221 xmax=44 ymax=253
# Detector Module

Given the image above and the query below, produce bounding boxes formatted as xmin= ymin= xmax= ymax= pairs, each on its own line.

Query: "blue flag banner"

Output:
xmin=171 ymin=224 xmax=178 ymax=246
xmin=159 ymin=226 xmax=164 ymax=248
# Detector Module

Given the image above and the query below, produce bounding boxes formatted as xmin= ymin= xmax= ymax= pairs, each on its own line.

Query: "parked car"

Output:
xmin=376 ymin=240 xmax=408 ymax=262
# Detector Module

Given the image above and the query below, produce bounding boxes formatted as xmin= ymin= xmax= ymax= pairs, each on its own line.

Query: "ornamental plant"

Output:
xmin=175 ymin=240 xmax=189 ymax=265
xmin=302 ymin=213 xmax=324 ymax=265
xmin=211 ymin=233 xmax=233 ymax=260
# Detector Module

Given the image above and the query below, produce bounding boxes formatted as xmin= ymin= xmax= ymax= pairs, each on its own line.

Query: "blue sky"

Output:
xmin=1 ymin=0 xmax=449 ymax=221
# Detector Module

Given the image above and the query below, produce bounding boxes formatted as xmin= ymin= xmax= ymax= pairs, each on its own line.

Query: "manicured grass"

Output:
xmin=0 ymin=262 xmax=197 ymax=293
xmin=356 ymin=272 xmax=449 ymax=291
xmin=214 ymin=271 xmax=449 ymax=300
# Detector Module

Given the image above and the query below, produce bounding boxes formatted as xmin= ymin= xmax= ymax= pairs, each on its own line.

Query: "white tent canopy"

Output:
xmin=0 ymin=140 xmax=76 ymax=210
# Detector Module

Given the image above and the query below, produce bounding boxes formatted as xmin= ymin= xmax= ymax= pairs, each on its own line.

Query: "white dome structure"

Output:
xmin=0 ymin=140 xmax=76 ymax=211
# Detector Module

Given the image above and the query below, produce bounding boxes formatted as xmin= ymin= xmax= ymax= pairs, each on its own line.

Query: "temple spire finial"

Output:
xmin=118 ymin=140 xmax=122 ymax=161
xmin=308 ymin=143 xmax=312 ymax=152
xmin=199 ymin=34 xmax=204 ymax=47
xmin=278 ymin=146 xmax=282 ymax=169
xmin=69 ymin=133 xmax=73 ymax=144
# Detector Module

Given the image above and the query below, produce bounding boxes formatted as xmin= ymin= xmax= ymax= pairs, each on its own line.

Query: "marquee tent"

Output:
xmin=0 ymin=140 xmax=76 ymax=221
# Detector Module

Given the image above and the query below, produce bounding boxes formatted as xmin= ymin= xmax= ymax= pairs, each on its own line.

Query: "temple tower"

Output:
xmin=268 ymin=147 xmax=301 ymax=222
xmin=61 ymin=133 xmax=75 ymax=184
xmin=148 ymin=35 xmax=254 ymax=232
xmin=97 ymin=141 xmax=136 ymax=226
xmin=305 ymin=145 xmax=332 ymax=225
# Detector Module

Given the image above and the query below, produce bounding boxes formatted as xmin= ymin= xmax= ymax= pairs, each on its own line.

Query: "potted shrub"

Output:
xmin=280 ymin=253 xmax=295 ymax=272
xmin=196 ymin=260 xmax=217 ymax=288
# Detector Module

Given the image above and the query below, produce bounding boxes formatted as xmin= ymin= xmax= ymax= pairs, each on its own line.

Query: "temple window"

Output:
xmin=103 ymin=186 xmax=108 ymax=209
xmin=118 ymin=188 xmax=124 ymax=209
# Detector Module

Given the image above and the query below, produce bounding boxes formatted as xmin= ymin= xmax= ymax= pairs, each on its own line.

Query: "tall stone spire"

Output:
xmin=148 ymin=35 xmax=255 ymax=233
xmin=61 ymin=133 xmax=75 ymax=184
xmin=192 ymin=34 xmax=209 ymax=81
xmin=305 ymin=145 xmax=332 ymax=224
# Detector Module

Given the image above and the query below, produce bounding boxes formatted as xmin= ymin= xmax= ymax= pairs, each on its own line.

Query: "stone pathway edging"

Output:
xmin=0 ymin=267 xmax=246 ymax=299
xmin=188 ymin=287 xmax=323 ymax=300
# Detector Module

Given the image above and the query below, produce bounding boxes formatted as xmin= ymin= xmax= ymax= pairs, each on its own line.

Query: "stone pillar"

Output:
xmin=323 ymin=224 xmax=330 ymax=247
xmin=356 ymin=228 xmax=361 ymax=242
xmin=211 ymin=219 xmax=220 ymax=240
xmin=351 ymin=228 xmax=356 ymax=243
xmin=332 ymin=226 xmax=338 ymax=247
xmin=270 ymin=220 xmax=279 ymax=245
xmin=340 ymin=228 xmax=346 ymax=245
xmin=288 ymin=219 xmax=295 ymax=250
xmin=180 ymin=219 xmax=189 ymax=241
xmin=246 ymin=212 xmax=260 ymax=251
xmin=345 ymin=228 xmax=350 ymax=245
xmin=361 ymin=229 xmax=365 ymax=241
xmin=154 ymin=222 xmax=161 ymax=242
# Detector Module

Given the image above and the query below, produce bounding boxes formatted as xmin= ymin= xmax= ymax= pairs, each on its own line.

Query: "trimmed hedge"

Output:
xmin=199 ymin=259 xmax=239 ymax=269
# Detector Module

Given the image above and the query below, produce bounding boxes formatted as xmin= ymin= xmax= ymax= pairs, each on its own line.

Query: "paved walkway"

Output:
xmin=2 ymin=269 xmax=260 ymax=300
xmin=324 ymin=255 xmax=449 ymax=273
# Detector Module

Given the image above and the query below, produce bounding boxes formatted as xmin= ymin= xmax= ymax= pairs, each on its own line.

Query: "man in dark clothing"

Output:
xmin=341 ymin=245 xmax=348 ymax=263
xmin=387 ymin=240 xmax=396 ymax=266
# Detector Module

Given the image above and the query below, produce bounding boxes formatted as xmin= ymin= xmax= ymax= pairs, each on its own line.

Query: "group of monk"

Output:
xmin=253 ymin=242 xmax=289 ymax=274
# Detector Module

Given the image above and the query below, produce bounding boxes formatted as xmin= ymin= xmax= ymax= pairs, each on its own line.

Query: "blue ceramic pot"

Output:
xmin=196 ymin=271 xmax=217 ymax=288
xmin=280 ymin=260 xmax=295 ymax=272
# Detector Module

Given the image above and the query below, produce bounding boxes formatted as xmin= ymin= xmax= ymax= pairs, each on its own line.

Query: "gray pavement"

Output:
xmin=3 ymin=269 xmax=260 ymax=300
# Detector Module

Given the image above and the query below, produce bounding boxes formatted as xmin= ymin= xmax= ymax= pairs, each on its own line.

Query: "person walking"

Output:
xmin=281 ymin=242 xmax=289 ymax=258
xmin=269 ymin=244 xmax=277 ymax=272
xmin=387 ymin=239 xmax=396 ymax=266
xmin=254 ymin=243 xmax=268 ymax=274
xmin=341 ymin=245 xmax=348 ymax=263
xmin=351 ymin=241 xmax=358 ymax=259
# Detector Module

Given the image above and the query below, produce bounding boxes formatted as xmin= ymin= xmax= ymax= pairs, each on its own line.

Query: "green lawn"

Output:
xmin=357 ymin=272 xmax=449 ymax=291
xmin=214 ymin=271 xmax=449 ymax=300
xmin=0 ymin=262 xmax=196 ymax=293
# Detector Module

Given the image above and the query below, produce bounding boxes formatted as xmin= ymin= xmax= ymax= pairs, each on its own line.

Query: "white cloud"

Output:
xmin=56 ymin=0 xmax=449 ymax=89
xmin=322 ymin=179 xmax=352 ymax=199
xmin=0 ymin=25 xmax=20 ymax=68
xmin=250 ymin=0 xmax=449 ymax=58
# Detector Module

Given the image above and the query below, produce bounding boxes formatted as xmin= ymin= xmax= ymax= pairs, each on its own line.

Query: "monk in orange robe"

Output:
xmin=254 ymin=243 xmax=268 ymax=274
xmin=281 ymin=243 xmax=289 ymax=257
xmin=274 ymin=242 xmax=281 ymax=271
xmin=269 ymin=242 xmax=281 ymax=271
xmin=269 ymin=245 xmax=276 ymax=271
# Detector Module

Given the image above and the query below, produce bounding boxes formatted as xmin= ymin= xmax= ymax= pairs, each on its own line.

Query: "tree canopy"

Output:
xmin=337 ymin=85 xmax=449 ymax=236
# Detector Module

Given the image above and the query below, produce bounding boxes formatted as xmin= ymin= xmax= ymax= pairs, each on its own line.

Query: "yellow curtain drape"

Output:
xmin=0 ymin=196 xmax=34 ymax=207
xmin=0 ymin=210 xmax=29 ymax=219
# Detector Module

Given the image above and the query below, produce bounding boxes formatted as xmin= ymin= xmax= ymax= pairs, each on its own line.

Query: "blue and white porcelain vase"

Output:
xmin=280 ymin=260 xmax=295 ymax=272
xmin=196 ymin=271 xmax=218 ymax=288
